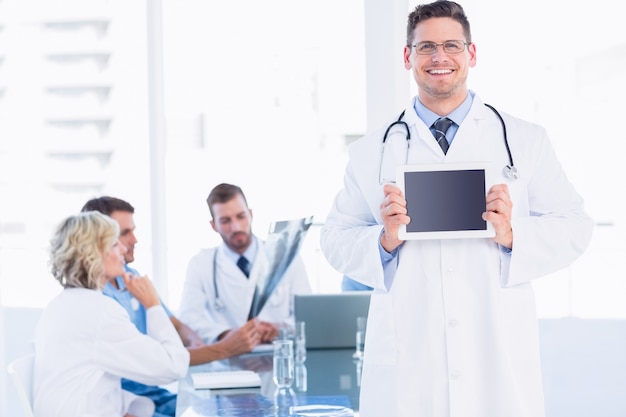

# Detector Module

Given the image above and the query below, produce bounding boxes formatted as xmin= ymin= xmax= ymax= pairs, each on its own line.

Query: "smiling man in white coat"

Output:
xmin=320 ymin=1 xmax=594 ymax=417
xmin=179 ymin=183 xmax=312 ymax=344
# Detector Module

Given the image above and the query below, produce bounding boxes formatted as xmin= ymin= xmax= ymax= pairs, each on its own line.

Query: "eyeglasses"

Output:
xmin=410 ymin=40 xmax=468 ymax=55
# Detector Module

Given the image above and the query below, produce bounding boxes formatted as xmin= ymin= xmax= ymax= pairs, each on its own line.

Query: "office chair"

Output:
xmin=7 ymin=354 xmax=36 ymax=417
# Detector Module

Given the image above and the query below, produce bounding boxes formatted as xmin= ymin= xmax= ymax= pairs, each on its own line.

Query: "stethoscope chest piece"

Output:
xmin=503 ymin=165 xmax=519 ymax=180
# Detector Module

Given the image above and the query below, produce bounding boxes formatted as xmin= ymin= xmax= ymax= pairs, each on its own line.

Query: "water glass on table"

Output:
xmin=354 ymin=316 xmax=367 ymax=359
xmin=273 ymin=339 xmax=294 ymax=390
xmin=295 ymin=320 xmax=306 ymax=364
xmin=294 ymin=321 xmax=308 ymax=392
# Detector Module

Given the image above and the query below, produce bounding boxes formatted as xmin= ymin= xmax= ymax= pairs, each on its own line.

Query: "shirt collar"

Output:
xmin=110 ymin=263 xmax=137 ymax=291
xmin=413 ymin=90 xmax=474 ymax=127
xmin=223 ymin=235 xmax=258 ymax=265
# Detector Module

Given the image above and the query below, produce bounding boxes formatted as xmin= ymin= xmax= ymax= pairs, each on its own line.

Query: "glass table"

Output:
xmin=175 ymin=347 xmax=363 ymax=417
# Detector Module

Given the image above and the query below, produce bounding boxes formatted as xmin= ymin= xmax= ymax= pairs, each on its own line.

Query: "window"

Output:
xmin=0 ymin=0 xmax=624 ymax=321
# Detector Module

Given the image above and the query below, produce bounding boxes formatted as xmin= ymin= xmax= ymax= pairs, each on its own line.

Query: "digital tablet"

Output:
xmin=396 ymin=162 xmax=495 ymax=240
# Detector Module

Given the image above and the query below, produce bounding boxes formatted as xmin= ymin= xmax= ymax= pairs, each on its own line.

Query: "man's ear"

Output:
xmin=210 ymin=220 xmax=217 ymax=232
xmin=468 ymin=42 xmax=477 ymax=68
xmin=403 ymin=45 xmax=413 ymax=70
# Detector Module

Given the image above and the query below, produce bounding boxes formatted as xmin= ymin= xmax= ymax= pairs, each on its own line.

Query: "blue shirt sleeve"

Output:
xmin=341 ymin=276 xmax=373 ymax=291
xmin=379 ymin=231 xmax=401 ymax=290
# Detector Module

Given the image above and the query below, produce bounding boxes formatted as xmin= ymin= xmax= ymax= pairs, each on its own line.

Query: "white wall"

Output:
xmin=0 ymin=292 xmax=4 ymax=417
xmin=539 ymin=319 xmax=626 ymax=417
xmin=2 ymin=308 xmax=40 ymax=417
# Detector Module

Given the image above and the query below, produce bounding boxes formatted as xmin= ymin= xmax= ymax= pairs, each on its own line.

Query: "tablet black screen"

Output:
xmin=404 ymin=169 xmax=487 ymax=233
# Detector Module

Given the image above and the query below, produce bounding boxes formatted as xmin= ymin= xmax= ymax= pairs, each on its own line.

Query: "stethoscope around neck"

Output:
xmin=211 ymin=249 xmax=265 ymax=312
xmin=212 ymin=250 xmax=225 ymax=311
xmin=378 ymin=103 xmax=518 ymax=183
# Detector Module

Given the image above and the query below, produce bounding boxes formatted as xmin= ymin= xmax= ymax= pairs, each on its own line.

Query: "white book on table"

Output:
xmin=191 ymin=370 xmax=262 ymax=390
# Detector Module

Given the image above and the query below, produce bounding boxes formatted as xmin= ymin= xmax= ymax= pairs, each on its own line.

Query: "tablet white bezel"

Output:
xmin=396 ymin=162 xmax=495 ymax=240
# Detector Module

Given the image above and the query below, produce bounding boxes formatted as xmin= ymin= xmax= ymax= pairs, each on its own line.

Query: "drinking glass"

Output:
xmin=278 ymin=322 xmax=295 ymax=343
xmin=295 ymin=362 xmax=308 ymax=392
xmin=295 ymin=321 xmax=306 ymax=364
xmin=354 ymin=316 xmax=367 ymax=359
xmin=355 ymin=355 xmax=364 ymax=387
xmin=273 ymin=339 xmax=294 ymax=389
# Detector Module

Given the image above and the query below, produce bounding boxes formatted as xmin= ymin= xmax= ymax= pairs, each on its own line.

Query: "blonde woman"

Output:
xmin=33 ymin=211 xmax=189 ymax=417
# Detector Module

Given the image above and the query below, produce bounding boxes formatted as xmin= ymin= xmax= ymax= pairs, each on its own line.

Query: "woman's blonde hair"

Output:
xmin=49 ymin=211 xmax=120 ymax=290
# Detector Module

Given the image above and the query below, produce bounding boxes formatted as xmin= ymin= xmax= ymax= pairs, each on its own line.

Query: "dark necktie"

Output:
xmin=237 ymin=256 xmax=251 ymax=278
xmin=433 ymin=117 xmax=454 ymax=154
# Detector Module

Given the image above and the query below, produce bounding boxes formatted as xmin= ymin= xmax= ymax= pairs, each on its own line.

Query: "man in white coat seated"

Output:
xmin=179 ymin=183 xmax=312 ymax=344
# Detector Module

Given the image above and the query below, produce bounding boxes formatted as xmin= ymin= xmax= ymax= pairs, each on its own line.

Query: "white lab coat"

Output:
xmin=179 ymin=236 xmax=312 ymax=343
xmin=320 ymin=94 xmax=593 ymax=417
xmin=33 ymin=288 xmax=189 ymax=417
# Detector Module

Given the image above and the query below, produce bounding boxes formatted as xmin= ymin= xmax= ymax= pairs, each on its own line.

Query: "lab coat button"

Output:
xmin=450 ymin=370 xmax=461 ymax=379
xmin=448 ymin=319 xmax=458 ymax=327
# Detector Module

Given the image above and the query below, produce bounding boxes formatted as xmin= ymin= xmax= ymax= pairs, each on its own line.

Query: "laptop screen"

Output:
xmin=294 ymin=292 xmax=371 ymax=349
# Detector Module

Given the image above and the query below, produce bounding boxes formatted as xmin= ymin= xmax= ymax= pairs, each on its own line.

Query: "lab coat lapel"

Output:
xmin=445 ymin=98 xmax=500 ymax=163
xmin=216 ymin=245 xmax=256 ymax=324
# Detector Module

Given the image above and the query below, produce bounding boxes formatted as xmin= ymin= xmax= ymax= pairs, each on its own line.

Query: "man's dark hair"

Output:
xmin=206 ymin=183 xmax=248 ymax=219
xmin=81 ymin=196 xmax=135 ymax=216
xmin=407 ymin=0 xmax=472 ymax=46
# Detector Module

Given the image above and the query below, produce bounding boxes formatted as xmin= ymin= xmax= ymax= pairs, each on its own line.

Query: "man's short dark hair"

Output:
xmin=407 ymin=0 xmax=472 ymax=46
xmin=81 ymin=196 xmax=134 ymax=216
xmin=206 ymin=183 xmax=247 ymax=219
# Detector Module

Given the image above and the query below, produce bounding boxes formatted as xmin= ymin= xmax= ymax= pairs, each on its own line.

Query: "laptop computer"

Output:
xmin=294 ymin=292 xmax=371 ymax=349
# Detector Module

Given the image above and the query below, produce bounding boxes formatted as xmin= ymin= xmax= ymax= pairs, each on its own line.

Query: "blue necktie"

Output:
xmin=433 ymin=117 xmax=454 ymax=154
xmin=237 ymin=256 xmax=251 ymax=278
